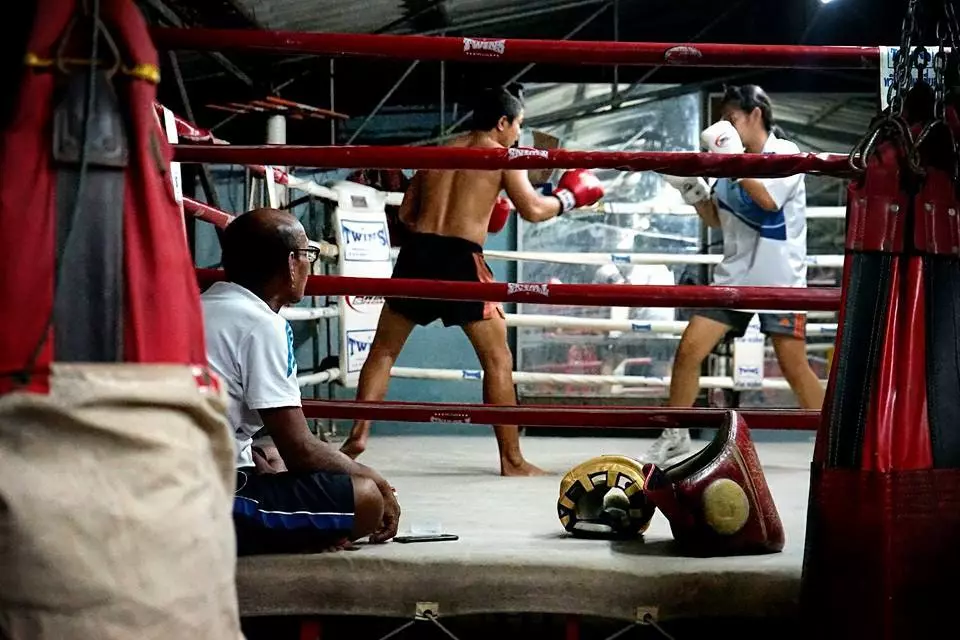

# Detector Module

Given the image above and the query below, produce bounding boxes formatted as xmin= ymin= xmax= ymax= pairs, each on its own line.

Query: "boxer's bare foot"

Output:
xmin=500 ymin=459 xmax=548 ymax=477
xmin=340 ymin=437 xmax=366 ymax=459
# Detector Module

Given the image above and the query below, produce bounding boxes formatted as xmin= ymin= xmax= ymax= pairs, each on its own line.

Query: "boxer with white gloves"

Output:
xmin=646 ymin=84 xmax=824 ymax=466
xmin=343 ymin=84 xmax=604 ymax=475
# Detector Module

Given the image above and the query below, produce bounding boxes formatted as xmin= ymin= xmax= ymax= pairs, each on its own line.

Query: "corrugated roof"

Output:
xmin=228 ymin=0 xmax=607 ymax=35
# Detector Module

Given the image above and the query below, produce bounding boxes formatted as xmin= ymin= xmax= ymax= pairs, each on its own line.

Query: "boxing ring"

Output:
xmin=168 ymin=27 xmax=846 ymax=633
xmin=152 ymin=8 xmax=960 ymax=638
xmin=182 ymin=152 xmax=836 ymax=634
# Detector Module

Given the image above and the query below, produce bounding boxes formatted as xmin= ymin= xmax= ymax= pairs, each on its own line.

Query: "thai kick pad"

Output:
xmin=529 ymin=130 xmax=560 ymax=185
xmin=642 ymin=410 xmax=784 ymax=556
xmin=557 ymin=454 xmax=656 ymax=539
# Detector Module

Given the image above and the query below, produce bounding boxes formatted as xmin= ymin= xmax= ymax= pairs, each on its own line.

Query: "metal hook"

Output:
xmin=52 ymin=5 xmax=121 ymax=78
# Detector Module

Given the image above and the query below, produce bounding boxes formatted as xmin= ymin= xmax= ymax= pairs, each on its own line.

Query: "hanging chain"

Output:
xmin=932 ymin=21 xmax=948 ymax=121
xmin=849 ymin=0 xmax=935 ymax=173
xmin=889 ymin=0 xmax=921 ymax=117
xmin=946 ymin=0 xmax=960 ymax=50
xmin=850 ymin=0 xmax=922 ymax=171
xmin=912 ymin=0 xmax=960 ymax=182
xmin=916 ymin=4 xmax=953 ymax=141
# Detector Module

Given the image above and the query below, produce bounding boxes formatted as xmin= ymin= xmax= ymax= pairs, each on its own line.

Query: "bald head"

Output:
xmin=221 ymin=208 xmax=307 ymax=291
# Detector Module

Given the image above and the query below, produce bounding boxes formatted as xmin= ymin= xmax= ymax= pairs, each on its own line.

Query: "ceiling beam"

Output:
xmin=139 ymin=0 xmax=254 ymax=87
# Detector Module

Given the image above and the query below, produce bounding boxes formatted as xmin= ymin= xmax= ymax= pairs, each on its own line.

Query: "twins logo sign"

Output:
xmin=346 ymin=329 xmax=377 ymax=373
xmin=735 ymin=365 xmax=763 ymax=389
xmin=346 ymin=296 xmax=385 ymax=314
xmin=340 ymin=219 xmax=390 ymax=262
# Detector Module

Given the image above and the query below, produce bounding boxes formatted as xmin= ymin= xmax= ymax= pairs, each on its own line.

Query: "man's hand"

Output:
xmin=554 ymin=169 xmax=605 ymax=213
xmin=369 ymin=488 xmax=401 ymax=543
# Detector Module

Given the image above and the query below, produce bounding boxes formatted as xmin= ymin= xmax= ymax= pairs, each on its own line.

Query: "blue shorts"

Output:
xmin=233 ymin=468 xmax=355 ymax=555
xmin=695 ymin=308 xmax=807 ymax=339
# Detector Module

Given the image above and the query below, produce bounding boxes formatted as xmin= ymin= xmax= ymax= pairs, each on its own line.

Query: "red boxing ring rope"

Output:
xmin=196 ymin=269 xmax=840 ymax=311
xmin=151 ymin=27 xmax=878 ymax=70
xmin=303 ymin=400 xmax=819 ymax=431
xmin=173 ymin=144 xmax=856 ymax=178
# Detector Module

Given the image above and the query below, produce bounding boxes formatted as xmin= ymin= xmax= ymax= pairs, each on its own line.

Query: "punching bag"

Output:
xmin=0 ymin=1 xmax=242 ymax=638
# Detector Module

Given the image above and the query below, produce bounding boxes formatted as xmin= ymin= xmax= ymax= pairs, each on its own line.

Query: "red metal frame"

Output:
xmin=151 ymin=27 xmax=879 ymax=70
xmin=196 ymin=268 xmax=840 ymax=310
xmin=302 ymin=399 xmax=820 ymax=431
xmin=182 ymin=197 xmax=235 ymax=228
xmin=173 ymin=144 xmax=855 ymax=178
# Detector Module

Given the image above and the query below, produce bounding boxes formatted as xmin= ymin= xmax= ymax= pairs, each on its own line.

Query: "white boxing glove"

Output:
xmin=662 ymin=174 xmax=711 ymax=206
xmin=700 ymin=120 xmax=745 ymax=154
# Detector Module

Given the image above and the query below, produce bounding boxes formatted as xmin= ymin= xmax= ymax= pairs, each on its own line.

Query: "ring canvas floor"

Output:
xmin=237 ymin=434 xmax=814 ymax=623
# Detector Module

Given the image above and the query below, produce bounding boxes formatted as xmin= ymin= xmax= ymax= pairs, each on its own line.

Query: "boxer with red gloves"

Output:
xmin=342 ymin=84 xmax=603 ymax=476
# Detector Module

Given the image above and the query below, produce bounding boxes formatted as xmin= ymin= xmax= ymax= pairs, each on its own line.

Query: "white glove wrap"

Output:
xmin=661 ymin=174 xmax=711 ymax=206
xmin=554 ymin=188 xmax=577 ymax=213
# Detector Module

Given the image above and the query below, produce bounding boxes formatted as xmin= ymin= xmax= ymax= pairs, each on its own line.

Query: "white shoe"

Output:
xmin=642 ymin=428 xmax=692 ymax=466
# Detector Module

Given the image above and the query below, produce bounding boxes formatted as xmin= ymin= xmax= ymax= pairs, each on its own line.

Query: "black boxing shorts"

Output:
xmin=386 ymin=232 xmax=505 ymax=327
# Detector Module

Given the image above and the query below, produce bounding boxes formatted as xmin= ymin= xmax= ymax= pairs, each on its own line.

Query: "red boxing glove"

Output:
xmin=554 ymin=169 xmax=604 ymax=213
xmin=488 ymin=195 xmax=512 ymax=233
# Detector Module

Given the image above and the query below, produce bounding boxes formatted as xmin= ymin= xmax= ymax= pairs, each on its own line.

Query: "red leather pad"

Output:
xmin=642 ymin=411 xmax=784 ymax=556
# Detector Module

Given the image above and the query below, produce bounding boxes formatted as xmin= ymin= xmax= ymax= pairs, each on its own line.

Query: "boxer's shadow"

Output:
xmin=610 ymin=539 xmax=678 ymax=556
xmin=538 ymin=532 xmax=679 ymax=557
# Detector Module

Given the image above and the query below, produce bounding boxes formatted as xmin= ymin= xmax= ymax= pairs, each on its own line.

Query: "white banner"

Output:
xmin=159 ymin=107 xmax=184 ymax=220
xmin=732 ymin=315 xmax=765 ymax=390
xmin=264 ymin=165 xmax=279 ymax=208
xmin=333 ymin=181 xmax=394 ymax=387
xmin=880 ymin=45 xmax=953 ymax=110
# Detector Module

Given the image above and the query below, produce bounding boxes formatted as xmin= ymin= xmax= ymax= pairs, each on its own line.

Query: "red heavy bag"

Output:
xmin=0 ymin=3 xmax=243 ymax=639
xmin=0 ymin=0 xmax=207 ymax=395
xmin=802 ymin=84 xmax=960 ymax=638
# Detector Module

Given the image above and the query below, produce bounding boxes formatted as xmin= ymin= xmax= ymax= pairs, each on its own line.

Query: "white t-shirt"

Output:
xmin=710 ymin=133 xmax=807 ymax=290
xmin=201 ymin=281 xmax=301 ymax=469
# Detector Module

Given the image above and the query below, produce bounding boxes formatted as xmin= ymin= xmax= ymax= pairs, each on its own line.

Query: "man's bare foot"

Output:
xmin=500 ymin=459 xmax=548 ymax=477
xmin=340 ymin=437 xmax=366 ymax=459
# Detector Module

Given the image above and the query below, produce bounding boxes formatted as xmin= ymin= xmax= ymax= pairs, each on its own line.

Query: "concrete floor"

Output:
xmin=237 ymin=434 xmax=815 ymax=624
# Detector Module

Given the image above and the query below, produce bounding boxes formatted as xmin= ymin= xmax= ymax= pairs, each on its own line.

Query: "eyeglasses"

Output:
xmin=292 ymin=247 xmax=321 ymax=264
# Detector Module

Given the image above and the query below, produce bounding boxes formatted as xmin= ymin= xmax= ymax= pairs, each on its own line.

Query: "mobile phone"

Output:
xmin=393 ymin=533 xmax=459 ymax=543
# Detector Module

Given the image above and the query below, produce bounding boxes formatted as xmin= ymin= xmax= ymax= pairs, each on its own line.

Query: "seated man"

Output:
xmin=340 ymin=84 xmax=605 ymax=475
xmin=202 ymin=208 xmax=401 ymax=554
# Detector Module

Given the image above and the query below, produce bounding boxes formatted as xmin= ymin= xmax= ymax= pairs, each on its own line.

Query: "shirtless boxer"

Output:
xmin=340 ymin=84 xmax=605 ymax=476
